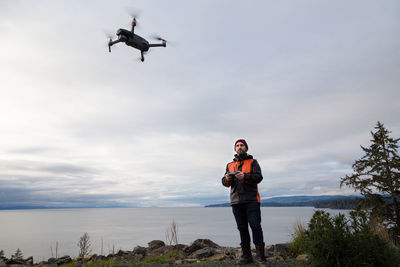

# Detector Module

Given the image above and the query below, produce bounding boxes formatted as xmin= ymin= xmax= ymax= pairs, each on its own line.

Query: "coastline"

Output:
xmin=0 ymin=239 xmax=308 ymax=266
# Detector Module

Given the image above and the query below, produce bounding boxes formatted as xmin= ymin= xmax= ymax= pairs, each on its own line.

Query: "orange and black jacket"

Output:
xmin=221 ymin=153 xmax=263 ymax=205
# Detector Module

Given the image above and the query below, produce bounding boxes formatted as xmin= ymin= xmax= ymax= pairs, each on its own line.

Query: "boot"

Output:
xmin=256 ymin=246 xmax=270 ymax=267
xmin=237 ymin=244 xmax=254 ymax=264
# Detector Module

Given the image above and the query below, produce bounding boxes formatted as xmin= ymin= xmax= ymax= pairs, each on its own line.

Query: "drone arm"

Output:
xmin=149 ymin=41 xmax=166 ymax=48
xmin=108 ymin=39 xmax=122 ymax=52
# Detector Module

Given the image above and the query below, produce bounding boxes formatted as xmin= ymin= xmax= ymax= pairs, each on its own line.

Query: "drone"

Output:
xmin=108 ymin=17 xmax=167 ymax=62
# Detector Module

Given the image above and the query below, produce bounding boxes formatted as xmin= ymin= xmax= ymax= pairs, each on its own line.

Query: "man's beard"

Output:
xmin=237 ymin=149 xmax=246 ymax=155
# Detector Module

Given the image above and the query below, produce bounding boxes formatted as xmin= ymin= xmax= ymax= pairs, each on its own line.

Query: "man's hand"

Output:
xmin=225 ymin=173 xmax=232 ymax=182
xmin=235 ymin=171 xmax=244 ymax=180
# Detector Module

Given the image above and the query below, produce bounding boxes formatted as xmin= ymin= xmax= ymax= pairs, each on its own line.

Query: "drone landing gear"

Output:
xmin=141 ymin=51 xmax=145 ymax=62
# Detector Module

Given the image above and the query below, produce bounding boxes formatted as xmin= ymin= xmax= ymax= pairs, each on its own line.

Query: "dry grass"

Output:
xmin=368 ymin=216 xmax=395 ymax=246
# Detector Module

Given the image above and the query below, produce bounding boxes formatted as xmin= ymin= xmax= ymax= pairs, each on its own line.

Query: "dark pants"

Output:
xmin=232 ymin=202 xmax=265 ymax=247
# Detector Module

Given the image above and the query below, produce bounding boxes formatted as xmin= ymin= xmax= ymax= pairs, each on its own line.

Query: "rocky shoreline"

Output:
xmin=0 ymin=239 xmax=309 ymax=266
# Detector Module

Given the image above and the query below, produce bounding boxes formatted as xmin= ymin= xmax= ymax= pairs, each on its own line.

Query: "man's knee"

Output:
xmin=249 ymin=221 xmax=262 ymax=231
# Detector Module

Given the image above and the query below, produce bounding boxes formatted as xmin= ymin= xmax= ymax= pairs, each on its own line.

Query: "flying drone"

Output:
xmin=108 ymin=17 xmax=167 ymax=62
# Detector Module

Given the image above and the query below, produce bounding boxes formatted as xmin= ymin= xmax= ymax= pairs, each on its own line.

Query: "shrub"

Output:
xmin=287 ymin=221 xmax=307 ymax=257
xmin=289 ymin=210 xmax=400 ymax=266
xmin=77 ymin=232 xmax=92 ymax=259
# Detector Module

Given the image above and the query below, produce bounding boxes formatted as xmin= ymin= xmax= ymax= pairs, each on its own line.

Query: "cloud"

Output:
xmin=0 ymin=0 xmax=399 ymax=207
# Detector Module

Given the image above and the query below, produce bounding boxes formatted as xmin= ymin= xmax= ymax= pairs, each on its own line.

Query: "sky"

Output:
xmin=0 ymin=0 xmax=399 ymax=208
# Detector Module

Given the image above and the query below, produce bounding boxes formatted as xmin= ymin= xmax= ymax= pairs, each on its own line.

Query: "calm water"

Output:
xmin=0 ymin=207 xmax=349 ymax=261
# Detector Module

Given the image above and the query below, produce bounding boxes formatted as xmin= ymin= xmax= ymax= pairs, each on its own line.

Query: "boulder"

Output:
xmin=93 ymin=255 xmax=107 ymax=262
xmin=194 ymin=248 xmax=214 ymax=259
xmin=131 ymin=254 xmax=144 ymax=262
xmin=45 ymin=255 xmax=72 ymax=265
xmin=173 ymin=244 xmax=188 ymax=251
xmin=184 ymin=239 xmax=220 ymax=254
xmin=116 ymin=250 xmax=128 ymax=257
xmin=151 ymin=245 xmax=174 ymax=256
xmin=132 ymin=246 xmax=147 ymax=256
xmin=274 ymin=243 xmax=288 ymax=257
xmin=0 ymin=261 xmax=6 ymax=267
xmin=148 ymin=240 xmax=165 ymax=250
xmin=47 ymin=258 xmax=57 ymax=263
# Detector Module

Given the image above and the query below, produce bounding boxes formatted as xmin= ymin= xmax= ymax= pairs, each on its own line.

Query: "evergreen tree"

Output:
xmin=11 ymin=248 xmax=23 ymax=260
xmin=341 ymin=121 xmax=400 ymax=244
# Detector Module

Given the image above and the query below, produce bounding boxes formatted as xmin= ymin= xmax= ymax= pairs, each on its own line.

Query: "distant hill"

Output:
xmin=205 ymin=195 xmax=362 ymax=209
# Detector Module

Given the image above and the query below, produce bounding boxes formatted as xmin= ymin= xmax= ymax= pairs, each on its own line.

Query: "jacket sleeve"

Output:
xmin=221 ymin=164 xmax=232 ymax=187
xmin=243 ymin=159 xmax=263 ymax=184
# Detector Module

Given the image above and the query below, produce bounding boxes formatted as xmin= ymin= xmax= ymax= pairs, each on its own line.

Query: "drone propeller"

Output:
xmin=125 ymin=7 xmax=141 ymax=19
xmin=125 ymin=7 xmax=141 ymax=28
xmin=151 ymin=34 xmax=165 ymax=41
xmin=104 ymin=30 xmax=114 ymax=40
xmin=103 ymin=31 xmax=119 ymax=52
xmin=150 ymin=34 xmax=178 ymax=47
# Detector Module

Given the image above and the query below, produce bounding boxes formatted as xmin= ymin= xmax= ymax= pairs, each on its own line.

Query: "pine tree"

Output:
xmin=11 ymin=248 xmax=23 ymax=260
xmin=341 ymin=121 xmax=400 ymax=244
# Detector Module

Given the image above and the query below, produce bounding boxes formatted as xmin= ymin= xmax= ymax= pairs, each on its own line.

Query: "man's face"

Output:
xmin=235 ymin=142 xmax=247 ymax=155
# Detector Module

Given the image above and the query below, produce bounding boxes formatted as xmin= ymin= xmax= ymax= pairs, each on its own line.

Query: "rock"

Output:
xmin=151 ymin=245 xmax=174 ymax=256
xmin=93 ymin=255 xmax=107 ymax=262
xmin=206 ymin=253 xmax=226 ymax=261
xmin=132 ymin=254 xmax=144 ymax=262
xmin=116 ymin=250 xmax=128 ymax=257
xmin=84 ymin=254 xmax=97 ymax=262
xmin=296 ymin=254 xmax=309 ymax=261
xmin=47 ymin=258 xmax=56 ymax=263
xmin=24 ymin=256 xmax=33 ymax=265
xmin=148 ymin=240 xmax=165 ymax=250
xmin=265 ymin=245 xmax=275 ymax=256
xmin=274 ymin=243 xmax=288 ymax=257
xmin=0 ymin=260 xmax=5 ymax=267
xmin=51 ymin=255 xmax=72 ymax=265
xmin=192 ymin=239 xmax=220 ymax=248
xmin=132 ymin=246 xmax=147 ymax=256
xmin=173 ymin=244 xmax=188 ymax=251
xmin=184 ymin=239 xmax=220 ymax=254
xmin=267 ymin=255 xmax=284 ymax=261
xmin=6 ymin=259 xmax=25 ymax=265
xmin=194 ymin=248 xmax=214 ymax=259
xmin=183 ymin=258 xmax=199 ymax=264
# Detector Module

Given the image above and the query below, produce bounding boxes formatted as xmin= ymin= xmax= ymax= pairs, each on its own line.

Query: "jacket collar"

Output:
xmin=233 ymin=153 xmax=253 ymax=162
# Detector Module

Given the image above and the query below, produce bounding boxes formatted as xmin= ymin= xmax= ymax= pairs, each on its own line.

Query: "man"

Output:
xmin=222 ymin=139 xmax=267 ymax=265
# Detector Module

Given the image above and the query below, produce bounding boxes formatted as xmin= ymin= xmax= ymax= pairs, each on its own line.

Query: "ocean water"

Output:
xmin=0 ymin=207 xmax=349 ymax=261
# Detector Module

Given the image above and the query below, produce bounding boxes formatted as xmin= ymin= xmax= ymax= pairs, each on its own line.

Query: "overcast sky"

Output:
xmin=0 ymin=0 xmax=399 ymax=208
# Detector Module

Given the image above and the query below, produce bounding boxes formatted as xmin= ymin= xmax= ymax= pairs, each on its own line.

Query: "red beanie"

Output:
xmin=234 ymin=139 xmax=248 ymax=151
